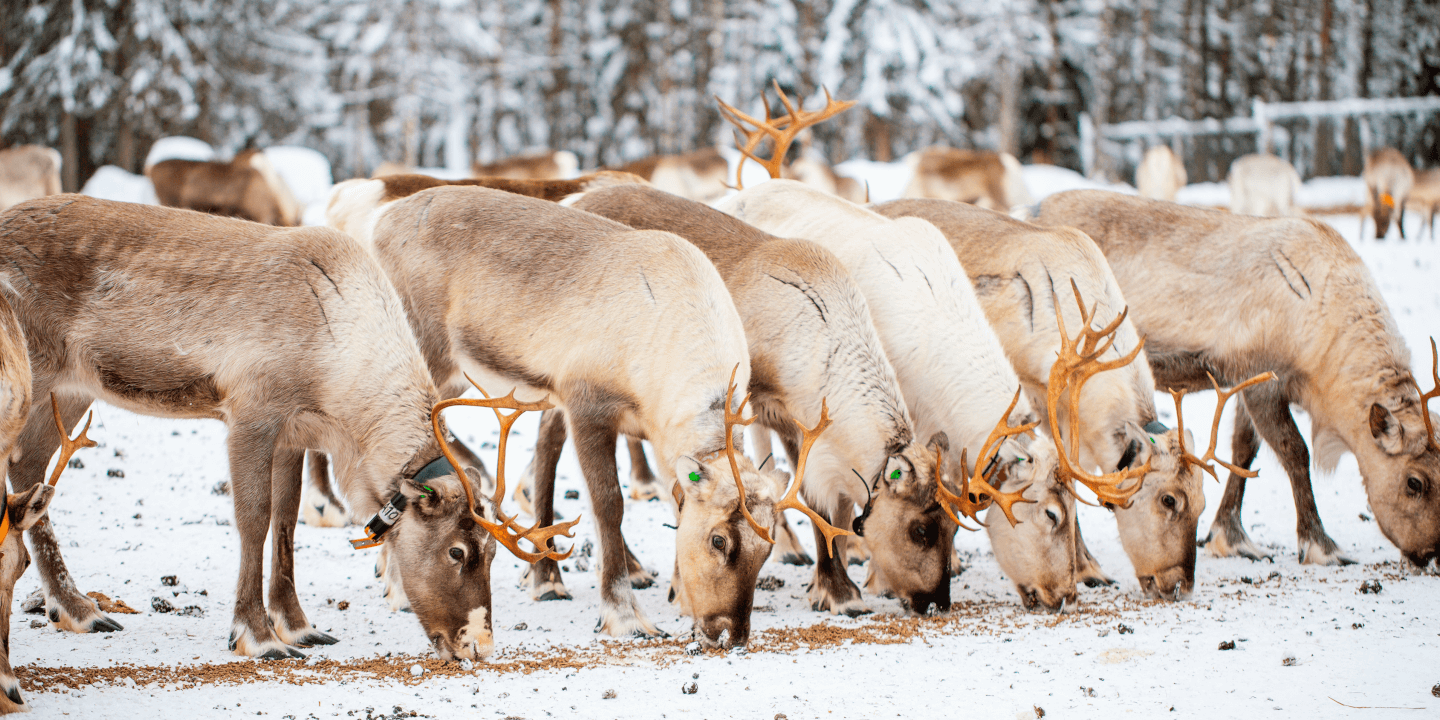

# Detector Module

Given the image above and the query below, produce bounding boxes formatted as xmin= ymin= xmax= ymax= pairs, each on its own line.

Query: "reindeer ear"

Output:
xmin=1369 ymin=403 xmax=1405 ymax=454
xmin=926 ymin=432 xmax=950 ymax=453
xmin=674 ymin=457 xmax=713 ymax=501
xmin=8 ymin=485 xmax=56 ymax=532
xmin=879 ymin=456 xmax=913 ymax=492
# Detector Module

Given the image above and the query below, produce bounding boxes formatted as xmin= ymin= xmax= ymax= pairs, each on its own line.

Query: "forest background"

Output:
xmin=2 ymin=0 xmax=1437 ymax=191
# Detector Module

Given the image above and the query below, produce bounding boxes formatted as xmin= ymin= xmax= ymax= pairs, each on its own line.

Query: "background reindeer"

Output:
xmin=1136 ymin=146 xmax=1186 ymax=202
xmin=0 ymin=195 xmax=564 ymax=660
xmin=472 ymin=150 xmax=579 ymax=179
xmin=1035 ymin=190 xmax=1440 ymax=570
xmin=1364 ymin=147 xmax=1416 ymax=239
xmin=1407 ymin=169 xmax=1440 ymax=241
xmin=1228 ymin=153 xmax=1303 ymax=217
xmin=610 ymin=148 xmax=730 ymax=203
xmin=147 ymin=149 xmax=301 ymax=226
xmin=0 ymin=146 xmax=62 ymax=213
xmin=358 ymin=185 xmax=821 ymax=645
xmin=574 ymin=183 xmax=952 ymax=616
xmin=901 ymin=146 xmax=1033 ymax=212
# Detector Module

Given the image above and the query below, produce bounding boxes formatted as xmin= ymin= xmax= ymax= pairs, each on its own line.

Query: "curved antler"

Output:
xmin=1168 ymin=371 xmax=1277 ymax=481
xmin=933 ymin=445 xmax=981 ymax=532
xmin=47 ymin=393 xmax=96 ymax=487
xmin=430 ymin=378 xmax=579 ymax=563
xmin=723 ymin=365 xmax=853 ymax=553
xmin=961 ymin=389 xmax=1040 ymax=527
xmin=1047 ymin=280 xmax=1151 ymax=507
xmin=717 ymin=80 xmax=855 ymax=189
xmin=1419 ymin=337 xmax=1439 ymax=452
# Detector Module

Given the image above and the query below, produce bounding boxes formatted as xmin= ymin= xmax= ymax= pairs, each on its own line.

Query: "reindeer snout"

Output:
xmin=1139 ymin=568 xmax=1194 ymax=601
xmin=696 ymin=614 xmax=749 ymax=649
xmin=1018 ymin=585 xmax=1076 ymax=614
xmin=899 ymin=587 xmax=951 ymax=616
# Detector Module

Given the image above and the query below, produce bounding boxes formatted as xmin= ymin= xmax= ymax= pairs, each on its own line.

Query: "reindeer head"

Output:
xmin=1362 ymin=339 xmax=1440 ymax=571
xmin=859 ymin=432 xmax=957 ymax=615
xmin=1371 ymin=188 xmax=1399 ymax=239
xmin=672 ymin=368 xmax=852 ymax=648
xmin=359 ymin=383 xmax=578 ymax=661
xmin=936 ymin=390 xmax=1078 ymax=612
xmin=0 ymin=397 xmax=90 ymax=712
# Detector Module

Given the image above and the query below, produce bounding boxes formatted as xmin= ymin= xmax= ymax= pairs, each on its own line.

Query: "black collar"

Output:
xmin=349 ymin=456 xmax=454 ymax=549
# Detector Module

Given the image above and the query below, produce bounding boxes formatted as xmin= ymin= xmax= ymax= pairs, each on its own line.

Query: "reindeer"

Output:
xmin=1406 ymin=169 xmax=1440 ymax=241
xmin=472 ymin=151 xmax=579 ymax=180
xmin=1136 ymin=146 xmax=1186 ymax=202
xmin=902 ymin=146 xmax=1033 ymax=212
xmin=785 ymin=157 xmax=866 ymax=203
xmin=1228 ymin=153 xmax=1302 ymax=217
xmin=610 ymin=148 xmax=730 ymax=203
xmin=715 ymin=178 xmax=1107 ymax=612
xmin=0 ymin=195 xmax=572 ymax=660
xmin=357 ymin=184 xmax=843 ymax=645
xmin=572 ymin=183 xmax=952 ymax=616
xmin=1034 ymin=190 xmax=1440 ymax=570
xmin=875 ymin=199 xmax=1201 ymax=597
xmin=1364 ymin=148 xmax=1416 ymax=240
xmin=147 ymin=149 xmax=301 ymax=226
xmin=0 ymin=146 xmax=62 ymax=213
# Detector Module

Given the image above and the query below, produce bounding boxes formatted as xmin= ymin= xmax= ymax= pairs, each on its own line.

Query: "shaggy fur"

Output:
xmin=1034 ymin=189 xmax=1440 ymax=568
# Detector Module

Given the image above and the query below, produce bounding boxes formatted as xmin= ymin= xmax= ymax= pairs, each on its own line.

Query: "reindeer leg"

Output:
xmin=1248 ymin=388 xmax=1354 ymax=565
xmin=12 ymin=392 xmax=122 ymax=634
xmin=622 ymin=539 xmax=658 ymax=589
xmin=522 ymin=408 xmax=572 ymax=601
xmin=267 ymin=447 xmax=336 ymax=647
xmin=805 ymin=501 xmax=869 ymax=617
xmin=1073 ymin=519 xmax=1117 ymax=587
xmin=625 ymin=436 xmax=662 ymax=501
xmin=1201 ymin=403 xmax=1271 ymax=561
xmin=226 ymin=421 xmax=304 ymax=659
xmin=570 ymin=407 xmax=662 ymax=638
xmin=301 ymin=451 xmax=348 ymax=527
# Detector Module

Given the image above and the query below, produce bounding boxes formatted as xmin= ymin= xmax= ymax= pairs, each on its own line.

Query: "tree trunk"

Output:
xmin=61 ymin=111 xmax=80 ymax=193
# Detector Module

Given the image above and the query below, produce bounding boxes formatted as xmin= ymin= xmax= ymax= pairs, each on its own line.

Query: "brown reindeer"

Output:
xmin=1407 ymin=169 xmax=1440 ymax=241
xmin=1136 ymin=146 xmax=1187 ymax=202
xmin=573 ymin=184 xmax=954 ymax=616
xmin=358 ymin=184 xmax=839 ymax=645
xmin=0 ymin=146 xmax=61 ymax=213
xmin=902 ymin=146 xmax=1033 ymax=212
xmin=472 ymin=151 xmax=579 ymax=179
xmin=1034 ymin=190 xmax=1440 ymax=569
xmin=1363 ymin=147 xmax=1415 ymax=240
xmin=611 ymin=148 xmax=730 ymax=203
xmin=0 ymin=195 xmax=570 ymax=659
xmin=147 ymin=149 xmax=301 ymax=226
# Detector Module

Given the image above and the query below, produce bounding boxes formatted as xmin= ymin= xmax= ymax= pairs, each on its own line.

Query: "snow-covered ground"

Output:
xmin=35 ymin=161 xmax=1439 ymax=720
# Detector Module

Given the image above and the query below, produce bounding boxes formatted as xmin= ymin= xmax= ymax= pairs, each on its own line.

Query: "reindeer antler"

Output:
xmin=724 ymin=366 xmax=854 ymax=554
xmin=1047 ymin=281 xmax=1151 ymax=507
xmin=1168 ymin=371 xmax=1277 ymax=481
xmin=932 ymin=445 xmax=980 ymax=532
xmin=430 ymin=378 xmax=580 ymax=563
xmin=1419 ymin=337 xmax=1439 ymax=452
xmin=717 ymin=80 xmax=855 ymax=190
xmin=935 ymin=389 xmax=1039 ymax=528
xmin=47 ymin=394 xmax=97 ymax=487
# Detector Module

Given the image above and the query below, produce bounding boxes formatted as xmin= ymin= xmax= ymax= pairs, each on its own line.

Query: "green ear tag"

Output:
xmin=889 ymin=469 xmax=901 ymax=480
xmin=421 ymin=485 xmax=435 ymax=495
xmin=688 ymin=471 xmax=701 ymax=483
xmin=1148 ymin=436 xmax=1156 ymax=444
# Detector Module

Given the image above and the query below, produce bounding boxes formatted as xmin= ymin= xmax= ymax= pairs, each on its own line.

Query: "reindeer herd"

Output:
xmin=0 ymin=88 xmax=1435 ymax=714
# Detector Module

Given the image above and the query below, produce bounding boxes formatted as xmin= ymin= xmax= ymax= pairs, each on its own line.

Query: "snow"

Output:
xmin=264 ymin=146 xmax=334 ymax=211
xmin=77 ymin=166 xmax=157 ymax=206
xmin=16 ymin=178 xmax=1440 ymax=719
xmin=142 ymin=137 xmax=215 ymax=168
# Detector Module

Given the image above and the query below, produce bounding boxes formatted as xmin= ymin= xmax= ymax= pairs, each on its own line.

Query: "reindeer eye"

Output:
xmin=448 ymin=547 xmax=465 ymax=562
xmin=1406 ymin=476 xmax=1424 ymax=496
xmin=1161 ymin=494 xmax=1177 ymax=509
xmin=1045 ymin=509 xmax=1059 ymax=525
xmin=910 ymin=524 xmax=932 ymax=547
xmin=711 ymin=535 xmax=725 ymax=551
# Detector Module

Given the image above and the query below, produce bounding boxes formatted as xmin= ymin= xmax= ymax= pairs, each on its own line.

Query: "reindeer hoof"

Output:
xmin=1298 ymin=538 xmax=1355 ymax=566
xmin=259 ymin=646 xmax=306 ymax=660
xmin=88 ymin=615 xmax=125 ymax=633
xmin=1082 ymin=577 xmax=1116 ymax=588
xmin=628 ymin=480 xmax=661 ymax=502
xmin=629 ymin=574 xmax=655 ymax=590
xmin=778 ymin=552 xmax=814 ymax=566
xmin=294 ymin=630 xmax=339 ymax=647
